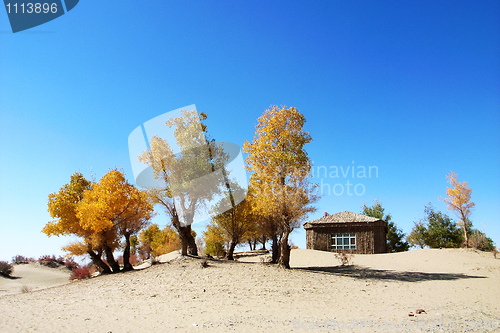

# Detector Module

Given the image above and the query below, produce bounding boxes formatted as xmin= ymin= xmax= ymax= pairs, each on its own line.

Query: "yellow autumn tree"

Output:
xmin=151 ymin=225 xmax=180 ymax=256
xmin=243 ymin=106 xmax=318 ymax=268
xmin=211 ymin=193 xmax=256 ymax=260
xmin=139 ymin=110 xmax=229 ymax=256
xmin=77 ymin=169 xmax=154 ymax=272
xmin=139 ymin=223 xmax=181 ymax=257
xmin=441 ymin=171 xmax=475 ymax=248
xmin=203 ymin=220 xmax=226 ymax=257
xmin=43 ymin=172 xmax=113 ymax=274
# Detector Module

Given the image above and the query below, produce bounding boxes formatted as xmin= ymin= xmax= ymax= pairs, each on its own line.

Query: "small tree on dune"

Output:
xmin=441 ymin=171 xmax=475 ymax=248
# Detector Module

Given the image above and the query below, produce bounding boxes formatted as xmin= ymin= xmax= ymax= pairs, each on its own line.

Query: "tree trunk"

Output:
xmin=87 ymin=247 xmax=112 ymax=275
xmin=248 ymin=239 xmax=253 ymax=251
xmin=178 ymin=225 xmax=198 ymax=256
xmin=278 ymin=230 xmax=291 ymax=269
xmin=463 ymin=223 xmax=469 ymax=248
xmin=122 ymin=233 xmax=134 ymax=272
xmin=271 ymin=233 xmax=280 ymax=264
xmin=227 ymin=239 xmax=238 ymax=260
xmin=179 ymin=228 xmax=188 ymax=256
xmin=261 ymin=236 xmax=267 ymax=250
xmin=104 ymin=245 xmax=121 ymax=273
xmin=187 ymin=227 xmax=198 ymax=256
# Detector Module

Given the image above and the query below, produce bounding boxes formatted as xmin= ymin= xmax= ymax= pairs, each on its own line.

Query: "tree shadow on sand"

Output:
xmin=295 ymin=265 xmax=486 ymax=282
xmin=0 ymin=275 xmax=21 ymax=280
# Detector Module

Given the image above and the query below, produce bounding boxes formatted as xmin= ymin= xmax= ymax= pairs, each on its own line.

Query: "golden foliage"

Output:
xmin=62 ymin=242 xmax=88 ymax=257
xmin=243 ymin=106 xmax=318 ymax=231
xmin=441 ymin=171 xmax=475 ymax=247
xmin=243 ymin=106 xmax=317 ymax=267
xmin=43 ymin=170 xmax=154 ymax=264
xmin=77 ymin=170 xmax=153 ymax=234
xmin=139 ymin=224 xmax=180 ymax=257
xmin=151 ymin=226 xmax=180 ymax=256
xmin=203 ymin=220 xmax=226 ymax=257
xmin=442 ymin=171 xmax=475 ymax=222
xmin=43 ymin=172 xmax=92 ymax=238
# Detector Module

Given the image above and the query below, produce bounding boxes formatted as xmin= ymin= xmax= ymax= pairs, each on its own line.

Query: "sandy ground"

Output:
xmin=0 ymin=248 xmax=499 ymax=332
xmin=0 ymin=262 xmax=71 ymax=296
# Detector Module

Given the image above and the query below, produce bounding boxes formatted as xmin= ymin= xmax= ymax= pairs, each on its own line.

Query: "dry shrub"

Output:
xmin=12 ymin=255 xmax=31 ymax=264
xmin=70 ymin=267 xmax=91 ymax=280
xmin=129 ymin=254 xmax=140 ymax=266
xmin=0 ymin=261 xmax=13 ymax=277
xmin=63 ymin=258 xmax=79 ymax=270
xmin=38 ymin=255 xmax=80 ymax=270
xmin=38 ymin=255 xmax=63 ymax=268
xmin=468 ymin=231 xmax=494 ymax=252
xmin=21 ymin=285 xmax=30 ymax=293
xmin=259 ymin=255 xmax=271 ymax=264
xmin=334 ymin=252 xmax=353 ymax=266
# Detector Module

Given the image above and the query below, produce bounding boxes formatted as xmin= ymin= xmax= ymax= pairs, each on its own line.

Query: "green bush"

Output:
xmin=407 ymin=205 xmax=463 ymax=249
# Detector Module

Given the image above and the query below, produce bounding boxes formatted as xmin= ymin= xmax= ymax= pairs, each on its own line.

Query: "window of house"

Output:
xmin=331 ymin=233 xmax=356 ymax=250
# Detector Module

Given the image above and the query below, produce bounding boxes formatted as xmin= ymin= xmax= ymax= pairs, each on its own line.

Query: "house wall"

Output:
xmin=305 ymin=223 xmax=386 ymax=254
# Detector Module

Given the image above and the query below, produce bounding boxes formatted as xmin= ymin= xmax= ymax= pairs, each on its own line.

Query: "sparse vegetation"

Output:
xmin=70 ymin=267 xmax=92 ymax=280
xmin=37 ymin=255 xmax=80 ymax=270
xmin=12 ymin=255 xmax=33 ymax=264
xmin=334 ymin=252 xmax=353 ymax=266
xmin=468 ymin=230 xmax=495 ymax=252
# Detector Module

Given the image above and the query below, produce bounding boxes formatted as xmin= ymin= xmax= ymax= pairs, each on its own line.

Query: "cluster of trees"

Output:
xmin=42 ymin=170 xmax=154 ymax=274
xmin=43 ymin=108 xmax=495 ymax=274
xmin=407 ymin=172 xmax=494 ymax=251
xmin=138 ymin=106 xmax=318 ymax=268
xmin=407 ymin=204 xmax=494 ymax=251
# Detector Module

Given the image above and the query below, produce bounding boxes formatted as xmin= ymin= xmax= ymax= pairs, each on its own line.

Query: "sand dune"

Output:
xmin=0 ymin=262 xmax=71 ymax=296
xmin=0 ymin=248 xmax=499 ymax=332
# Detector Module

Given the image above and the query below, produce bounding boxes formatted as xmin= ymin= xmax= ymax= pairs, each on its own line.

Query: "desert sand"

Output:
xmin=0 ymin=248 xmax=499 ymax=332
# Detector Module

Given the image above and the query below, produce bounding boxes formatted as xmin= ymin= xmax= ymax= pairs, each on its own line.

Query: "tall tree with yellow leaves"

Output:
xmin=139 ymin=110 xmax=229 ymax=256
xmin=43 ymin=172 xmax=112 ymax=274
xmin=43 ymin=170 xmax=154 ymax=273
xmin=77 ymin=169 xmax=154 ymax=272
xmin=441 ymin=171 xmax=475 ymax=248
xmin=211 ymin=194 xmax=255 ymax=260
xmin=243 ymin=106 xmax=318 ymax=268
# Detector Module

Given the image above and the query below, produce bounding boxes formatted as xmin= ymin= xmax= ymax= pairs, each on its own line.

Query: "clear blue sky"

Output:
xmin=1 ymin=1 xmax=499 ymax=261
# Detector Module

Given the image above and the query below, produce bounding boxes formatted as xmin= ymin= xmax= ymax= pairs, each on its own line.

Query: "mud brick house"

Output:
xmin=304 ymin=211 xmax=387 ymax=254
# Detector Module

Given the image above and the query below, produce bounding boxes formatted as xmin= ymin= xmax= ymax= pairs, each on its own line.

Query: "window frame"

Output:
xmin=331 ymin=233 xmax=356 ymax=250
